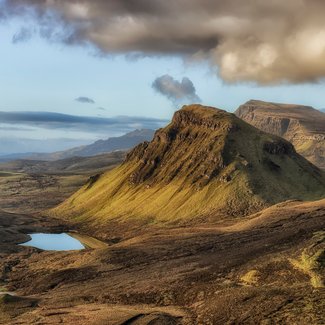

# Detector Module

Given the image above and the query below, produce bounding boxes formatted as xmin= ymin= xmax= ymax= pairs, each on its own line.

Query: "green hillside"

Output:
xmin=51 ymin=105 xmax=325 ymax=226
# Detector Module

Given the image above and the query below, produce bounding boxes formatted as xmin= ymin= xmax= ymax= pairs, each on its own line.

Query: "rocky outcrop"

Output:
xmin=235 ymin=100 xmax=325 ymax=169
xmin=263 ymin=140 xmax=295 ymax=155
xmin=126 ymin=106 xmax=233 ymax=186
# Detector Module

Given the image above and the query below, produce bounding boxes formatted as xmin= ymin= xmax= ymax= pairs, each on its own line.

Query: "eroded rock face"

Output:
xmin=126 ymin=106 xmax=233 ymax=187
xmin=235 ymin=100 xmax=325 ymax=169
xmin=172 ymin=107 xmax=238 ymax=131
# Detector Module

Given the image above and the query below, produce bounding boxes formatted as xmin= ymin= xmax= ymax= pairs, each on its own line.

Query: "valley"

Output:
xmin=0 ymin=151 xmax=125 ymax=213
xmin=2 ymin=0 xmax=325 ymax=322
xmin=0 ymin=198 xmax=324 ymax=324
xmin=2 ymin=2 xmax=325 ymax=323
xmin=0 ymin=104 xmax=324 ymax=324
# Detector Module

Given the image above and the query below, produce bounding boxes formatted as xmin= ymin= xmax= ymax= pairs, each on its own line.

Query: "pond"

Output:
xmin=20 ymin=233 xmax=85 ymax=251
xmin=20 ymin=233 xmax=107 ymax=251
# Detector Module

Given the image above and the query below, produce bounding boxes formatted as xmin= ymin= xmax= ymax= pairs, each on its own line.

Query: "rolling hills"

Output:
xmin=235 ymin=100 xmax=325 ymax=169
xmin=0 ymin=151 xmax=125 ymax=175
xmin=52 ymin=104 xmax=325 ymax=234
xmin=0 ymin=151 xmax=125 ymax=213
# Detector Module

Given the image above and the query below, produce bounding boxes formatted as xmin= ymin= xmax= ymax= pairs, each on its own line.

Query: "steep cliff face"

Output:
xmin=235 ymin=100 xmax=325 ymax=169
xmin=126 ymin=106 xmax=239 ymax=187
xmin=52 ymin=105 xmax=325 ymax=229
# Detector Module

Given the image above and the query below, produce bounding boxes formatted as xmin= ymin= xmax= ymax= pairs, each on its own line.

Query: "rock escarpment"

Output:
xmin=235 ymin=100 xmax=325 ymax=169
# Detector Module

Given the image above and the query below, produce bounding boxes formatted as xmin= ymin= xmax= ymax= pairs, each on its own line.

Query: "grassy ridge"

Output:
xmin=51 ymin=105 xmax=325 ymax=226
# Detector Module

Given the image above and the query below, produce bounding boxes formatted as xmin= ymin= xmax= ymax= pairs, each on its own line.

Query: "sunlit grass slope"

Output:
xmin=51 ymin=105 xmax=325 ymax=225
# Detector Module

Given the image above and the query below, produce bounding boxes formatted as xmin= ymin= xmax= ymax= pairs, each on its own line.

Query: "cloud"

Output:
xmin=3 ymin=1 xmax=325 ymax=83
xmin=75 ymin=96 xmax=95 ymax=104
xmin=97 ymin=107 xmax=107 ymax=111
xmin=0 ymin=111 xmax=167 ymax=134
xmin=12 ymin=27 xmax=33 ymax=43
xmin=0 ymin=125 xmax=34 ymax=132
xmin=152 ymin=75 xmax=201 ymax=106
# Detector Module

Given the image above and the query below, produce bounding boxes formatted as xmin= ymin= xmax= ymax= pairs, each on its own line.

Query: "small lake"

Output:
xmin=20 ymin=233 xmax=107 ymax=251
xmin=20 ymin=233 xmax=85 ymax=251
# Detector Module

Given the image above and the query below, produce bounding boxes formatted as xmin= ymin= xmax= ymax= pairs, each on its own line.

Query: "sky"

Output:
xmin=0 ymin=0 xmax=325 ymax=154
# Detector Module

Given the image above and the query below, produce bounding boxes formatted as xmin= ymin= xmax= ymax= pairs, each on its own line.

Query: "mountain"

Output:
xmin=51 ymin=105 xmax=325 ymax=234
xmin=3 ymin=129 xmax=155 ymax=162
xmin=43 ymin=129 xmax=155 ymax=160
xmin=235 ymin=100 xmax=325 ymax=169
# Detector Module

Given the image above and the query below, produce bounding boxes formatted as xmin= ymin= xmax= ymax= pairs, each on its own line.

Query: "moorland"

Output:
xmin=0 ymin=102 xmax=324 ymax=324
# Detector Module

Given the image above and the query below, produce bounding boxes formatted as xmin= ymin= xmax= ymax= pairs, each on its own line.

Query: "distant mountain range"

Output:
xmin=235 ymin=100 xmax=325 ymax=169
xmin=0 ymin=129 xmax=155 ymax=162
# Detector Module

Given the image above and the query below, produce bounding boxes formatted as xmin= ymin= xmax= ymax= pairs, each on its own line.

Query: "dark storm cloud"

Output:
xmin=75 ymin=96 xmax=95 ymax=104
xmin=3 ymin=1 xmax=325 ymax=83
xmin=0 ymin=111 xmax=167 ymax=133
xmin=152 ymin=75 xmax=201 ymax=106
